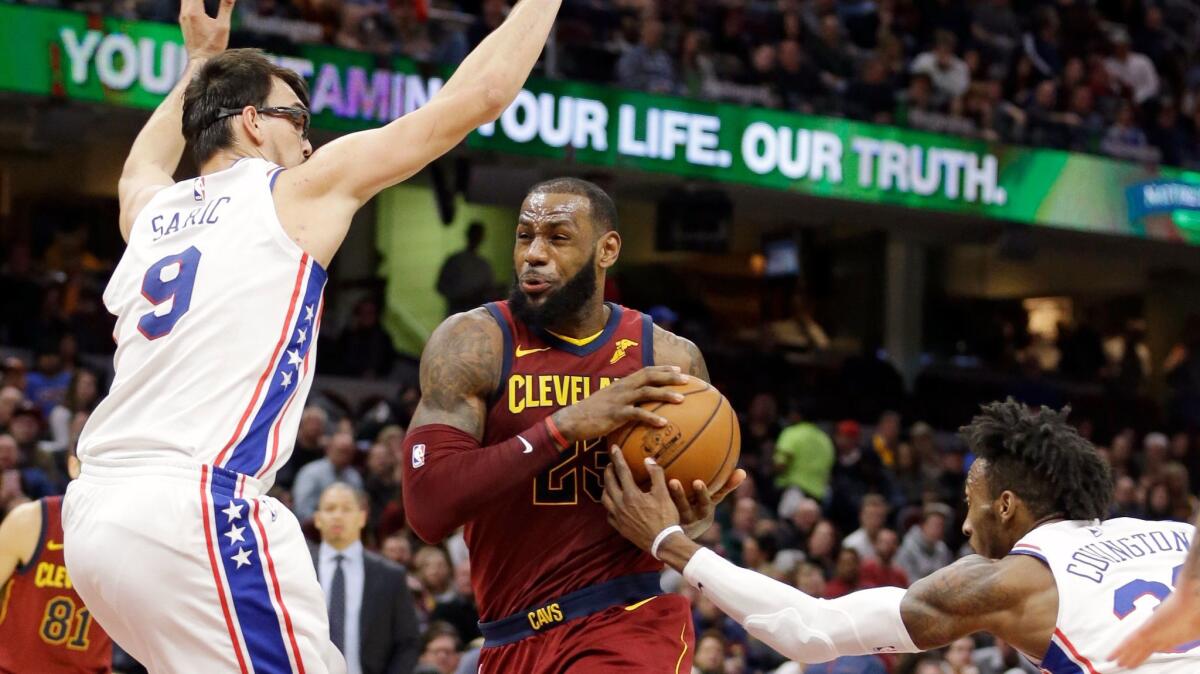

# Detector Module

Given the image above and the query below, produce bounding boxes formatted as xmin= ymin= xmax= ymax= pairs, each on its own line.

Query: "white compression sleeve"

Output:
xmin=683 ymin=548 xmax=920 ymax=663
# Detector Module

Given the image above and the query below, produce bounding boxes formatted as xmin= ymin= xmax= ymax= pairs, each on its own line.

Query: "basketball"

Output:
xmin=612 ymin=376 xmax=741 ymax=496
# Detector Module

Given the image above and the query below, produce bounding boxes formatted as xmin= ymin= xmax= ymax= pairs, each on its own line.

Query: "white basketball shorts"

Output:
xmin=63 ymin=456 xmax=346 ymax=674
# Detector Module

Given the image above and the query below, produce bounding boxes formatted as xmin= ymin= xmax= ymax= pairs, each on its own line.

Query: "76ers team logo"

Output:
xmin=193 ymin=176 xmax=206 ymax=201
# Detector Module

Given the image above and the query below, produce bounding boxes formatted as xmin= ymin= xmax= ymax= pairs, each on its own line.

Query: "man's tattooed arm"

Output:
xmin=408 ymin=308 xmax=502 ymax=440
xmin=653 ymin=325 xmax=710 ymax=383
xmin=901 ymin=554 xmax=1056 ymax=655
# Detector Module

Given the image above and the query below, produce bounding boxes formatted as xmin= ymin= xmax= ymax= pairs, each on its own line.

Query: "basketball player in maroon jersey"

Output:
xmin=402 ymin=177 xmax=745 ymax=673
xmin=0 ymin=449 xmax=112 ymax=673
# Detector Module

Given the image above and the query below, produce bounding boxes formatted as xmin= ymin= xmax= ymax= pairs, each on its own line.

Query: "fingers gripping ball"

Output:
xmin=612 ymin=376 xmax=740 ymax=496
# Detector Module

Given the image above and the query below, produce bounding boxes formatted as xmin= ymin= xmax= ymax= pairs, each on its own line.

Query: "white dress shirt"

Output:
xmin=319 ymin=541 xmax=365 ymax=674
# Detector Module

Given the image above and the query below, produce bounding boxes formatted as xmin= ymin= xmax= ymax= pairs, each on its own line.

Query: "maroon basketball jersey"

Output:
xmin=472 ymin=301 xmax=659 ymax=620
xmin=0 ymin=496 xmax=112 ymax=673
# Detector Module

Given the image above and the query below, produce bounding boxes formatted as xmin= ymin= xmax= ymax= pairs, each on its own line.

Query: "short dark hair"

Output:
xmin=182 ymin=49 xmax=309 ymax=166
xmin=423 ymin=621 xmax=462 ymax=651
xmin=526 ymin=177 xmax=618 ymax=234
xmin=960 ymin=399 xmax=1112 ymax=521
xmin=319 ymin=481 xmax=369 ymax=511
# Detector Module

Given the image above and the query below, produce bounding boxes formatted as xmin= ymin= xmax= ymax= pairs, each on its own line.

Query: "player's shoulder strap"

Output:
xmin=12 ymin=498 xmax=49 ymax=577
xmin=484 ymin=302 xmax=515 ymax=404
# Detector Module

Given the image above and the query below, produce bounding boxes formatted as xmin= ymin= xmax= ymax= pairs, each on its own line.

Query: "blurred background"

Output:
xmin=2 ymin=0 xmax=1200 ymax=672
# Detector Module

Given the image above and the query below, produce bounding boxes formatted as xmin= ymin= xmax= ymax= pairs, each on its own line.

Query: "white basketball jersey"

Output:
xmin=1010 ymin=518 xmax=1198 ymax=673
xmin=79 ymin=158 xmax=325 ymax=485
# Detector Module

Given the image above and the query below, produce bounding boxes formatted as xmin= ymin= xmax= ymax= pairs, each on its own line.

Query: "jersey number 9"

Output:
xmin=139 ymin=246 xmax=202 ymax=340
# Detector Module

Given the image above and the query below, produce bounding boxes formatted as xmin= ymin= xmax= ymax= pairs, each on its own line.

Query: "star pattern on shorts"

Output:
xmin=280 ymin=370 xmax=293 ymax=389
xmin=304 ymin=304 xmax=315 ymax=323
xmin=286 ymin=349 xmax=303 ymax=368
xmin=222 ymin=502 xmax=244 ymax=522
xmin=231 ymin=547 xmax=253 ymax=569
xmin=297 ymin=327 xmax=307 ymax=345
xmin=224 ymin=524 xmax=246 ymax=545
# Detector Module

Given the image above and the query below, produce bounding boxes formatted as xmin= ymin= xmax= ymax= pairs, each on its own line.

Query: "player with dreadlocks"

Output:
xmin=602 ymin=398 xmax=1200 ymax=672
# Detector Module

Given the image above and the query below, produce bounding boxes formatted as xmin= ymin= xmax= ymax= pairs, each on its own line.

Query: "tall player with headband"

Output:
xmin=61 ymin=0 xmax=563 ymax=670
xmin=605 ymin=399 xmax=1200 ymax=674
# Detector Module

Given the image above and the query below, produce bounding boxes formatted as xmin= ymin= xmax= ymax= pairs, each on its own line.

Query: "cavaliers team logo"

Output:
xmin=193 ymin=176 xmax=206 ymax=201
xmin=610 ymin=338 xmax=638 ymax=365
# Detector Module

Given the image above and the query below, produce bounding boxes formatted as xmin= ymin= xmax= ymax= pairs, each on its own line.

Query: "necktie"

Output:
xmin=329 ymin=554 xmax=346 ymax=653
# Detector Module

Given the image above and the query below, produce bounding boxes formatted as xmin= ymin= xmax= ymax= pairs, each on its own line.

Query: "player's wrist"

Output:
xmin=548 ymin=409 xmax=580 ymax=446
xmin=543 ymin=415 xmax=570 ymax=450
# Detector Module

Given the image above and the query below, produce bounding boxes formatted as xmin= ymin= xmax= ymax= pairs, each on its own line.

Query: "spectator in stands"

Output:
xmin=841 ymin=493 xmax=889 ymax=562
xmin=293 ymin=431 xmax=365 ymax=522
xmin=846 ymin=57 xmax=897 ymax=123
xmin=724 ymin=496 xmax=762 ymax=564
xmin=1148 ymin=101 xmax=1189 ymax=167
xmin=742 ymin=393 xmax=782 ymax=507
xmin=412 ymin=545 xmax=455 ymax=619
xmin=381 ymin=532 xmax=413 ymax=567
xmin=430 ymin=560 xmax=480 ymax=644
xmin=805 ymin=519 xmax=839 ymax=577
xmin=794 ymin=561 xmax=825 ymax=597
xmin=872 ymin=410 xmax=900 ymax=467
xmin=911 ymin=30 xmax=970 ymax=106
xmin=363 ymin=441 xmax=398 ymax=540
xmin=693 ymin=630 xmax=727 ymax=674
xmin=1022 ymin=80 xmax=1075 ymax=149
xmin=278 ymin=405 xmax=330 ymax=488
xmin=827 ymin=419 xmax=895 ymax=534
xmin=615 ymin=19 xmax=676 ymax=94
xmin=1110 ymin=475 xmax=1143 ymax=518
xmin=678 ymin=28 xmax=718 ymax=99
xmin=970 ymin=0 xmax=1019 ymax=68
xmin=823 ymin=547 xmax=862 ymax=598
xmin=810 ymin=14 xmax=855 ymax=88
xmin=0 ymin=386 xmax=25 ymax=432
xmin=24 ymin=340 xmax=71 ymax=417
xmin=47 ymin=368 xmax=98 ymax=453
xmin=945 ymin=636 xmax=981 ymax=674
xmin=1105 ymin=30 xmax=1159 ymax=106
xmin=775 ymin=39 xmax=825 ymax=112
xmin=974 ymin=637 xmax=1038 ymax=674
xmin=1064 ymin=85 xmax=1106 ymax=150
xmin=0 ymin=432 xmax=52 ymax=504
xmin=1138 ymin=431 xmax=1170 ymax=484
xmin=312 ymin=482 xmax=421 ymax=674
xmin=774 ymin=401 xmax=834 ymax=503
xmin=1023 ymin=7 xmax=1063 ymax=79
xmin=333 ymin=298 xmax=397 ymax=379
xmin=859 ymin=528 xmax=909 ymax=588
xmin=776 ymin=494 xmax=821 ymax=551
xmin=415 ymin=622 xmax=461 ymax=674
xmin=897 ymin=503 xmax=954 ymax=581
xmin=693 ymin=592 xmax=748 ymax=648
xmin=9 ymin=403 xmax=43 ymax=462
xmin=436 ymin=222 xmax=495 ymax=318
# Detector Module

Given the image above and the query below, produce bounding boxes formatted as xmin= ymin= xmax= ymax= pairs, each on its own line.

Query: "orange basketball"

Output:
xmin=612 ymin=376 xmax=741 ymax=496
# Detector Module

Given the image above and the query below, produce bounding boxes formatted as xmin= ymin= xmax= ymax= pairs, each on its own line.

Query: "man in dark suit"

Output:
xmin=311 ymin=482 xmax=421 ymax=674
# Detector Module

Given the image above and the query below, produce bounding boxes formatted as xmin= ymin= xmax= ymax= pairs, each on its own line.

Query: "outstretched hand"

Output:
xmin=671 ymin=468 xmax=746 ymax=539
xmin=180 ymin=0 xmax=235 ymax=60
xmin=602 ymin=447 xmax=680 ymax=553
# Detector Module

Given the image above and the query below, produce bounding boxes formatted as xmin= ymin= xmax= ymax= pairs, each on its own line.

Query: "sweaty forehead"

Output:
xmin=520 ymin=192 xmax=591 ymax=224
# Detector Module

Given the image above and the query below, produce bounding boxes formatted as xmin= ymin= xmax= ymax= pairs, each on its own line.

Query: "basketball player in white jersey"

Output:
xmin=61 ymin=0 xmax=562 ymax=671
xmin=604 ymin=399 xmax=1199 ymax=673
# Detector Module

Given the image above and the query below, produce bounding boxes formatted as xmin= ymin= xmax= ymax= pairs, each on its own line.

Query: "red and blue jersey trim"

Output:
xmin=201 ymin=464 xmax=306 ymax=674
xmin=216 ymin=255 xmax=327 ymax=477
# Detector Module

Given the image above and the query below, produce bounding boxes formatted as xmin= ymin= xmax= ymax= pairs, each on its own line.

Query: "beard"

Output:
xmin=509 ymin=256 xmax=598 ymax=330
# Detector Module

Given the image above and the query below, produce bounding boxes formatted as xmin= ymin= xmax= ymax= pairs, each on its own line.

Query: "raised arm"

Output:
xmin=118 ymin=0 xmax=234 ymax=241
xmin=277 ymin=0 xmax=562 ymax=264
xmin=602 ymin=452 xmax=1056 ymax=663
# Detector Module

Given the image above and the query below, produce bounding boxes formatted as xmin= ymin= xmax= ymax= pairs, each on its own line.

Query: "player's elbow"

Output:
xmin=478 ymin=77 xmax=516 ymax=121
xmin=402 ymin=482 xmax=455 ymax=544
